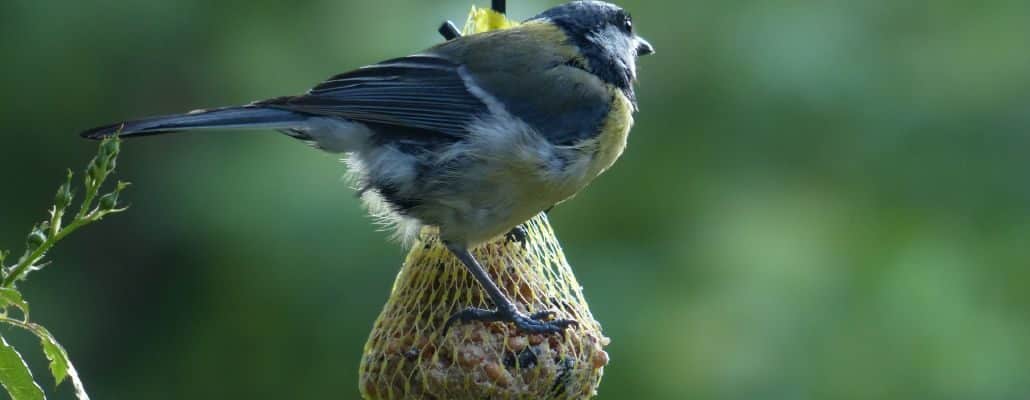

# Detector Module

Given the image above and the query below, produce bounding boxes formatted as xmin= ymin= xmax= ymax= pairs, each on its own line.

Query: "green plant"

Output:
xmin=0 ymin=136 xmax=129 ymax=400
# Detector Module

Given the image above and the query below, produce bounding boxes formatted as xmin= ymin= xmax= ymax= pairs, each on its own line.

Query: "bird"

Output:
xmin=81 ymin=0 xmax=654 ymax=335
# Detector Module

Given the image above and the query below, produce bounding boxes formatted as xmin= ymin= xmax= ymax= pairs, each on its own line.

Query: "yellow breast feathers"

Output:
xmin=587 ymin=88 xmax=634 ymax=179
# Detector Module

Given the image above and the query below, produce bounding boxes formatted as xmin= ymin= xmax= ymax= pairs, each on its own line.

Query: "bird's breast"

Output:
xmin=530 ymin=86 xmax=633 ymax=209
xmin=588 ymin=88 xmax=634 ymax=178
xmin=560 ymin=86 xmax=634 ymax=188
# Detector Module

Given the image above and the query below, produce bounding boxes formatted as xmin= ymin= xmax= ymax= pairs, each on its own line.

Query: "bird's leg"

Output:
xmin=443 ymin=243 xmax=577 ymax=335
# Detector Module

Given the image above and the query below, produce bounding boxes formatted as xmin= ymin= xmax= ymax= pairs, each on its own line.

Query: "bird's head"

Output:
xmin=530 ymin=1 xmax=654 ymax=91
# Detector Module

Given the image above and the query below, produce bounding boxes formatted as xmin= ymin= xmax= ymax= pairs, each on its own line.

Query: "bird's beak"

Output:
xmin=636 ymin=37 xmax=655 ymax=56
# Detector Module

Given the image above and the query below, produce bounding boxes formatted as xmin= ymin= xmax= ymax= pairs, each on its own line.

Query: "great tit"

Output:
xmin=82 ymin=0 xmax=654 ymax=335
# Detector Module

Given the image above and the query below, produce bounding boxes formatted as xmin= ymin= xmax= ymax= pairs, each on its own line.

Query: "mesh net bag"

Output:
xmin=358 ymin=8 xmax=609 ymax=399
xmin=359 ymin=212 xmax=609 ymax=400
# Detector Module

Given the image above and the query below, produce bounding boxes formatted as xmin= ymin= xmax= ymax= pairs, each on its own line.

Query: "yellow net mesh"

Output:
xmin=359 ymin=213 xmax=609 ymax=399
xmin=359 ymin=8 xmax=608 ymax=399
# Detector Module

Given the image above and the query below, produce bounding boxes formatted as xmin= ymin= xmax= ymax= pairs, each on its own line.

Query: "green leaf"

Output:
xmin=0 ymin=335 xmax=44 ymax=400
xmin=34 ymin=326 xmax=88 ymax=400
xmin=0 ymin=289 xmax=29 ymax=318
xmin=39 ymin=335 xmax=66 ymax=386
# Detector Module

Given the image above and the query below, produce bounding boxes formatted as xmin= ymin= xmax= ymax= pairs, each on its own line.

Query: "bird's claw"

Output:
xmin=443 ymin=306 xmax=577 ymax=336
xmin=529 ymin=309 xmax=559 ymax=321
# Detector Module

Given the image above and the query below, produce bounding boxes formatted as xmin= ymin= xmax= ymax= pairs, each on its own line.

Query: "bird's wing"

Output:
xmin=429 ymin=23 xmax=615 ymax=145
xmin=258 ymin=54 xmax=487 ymax=139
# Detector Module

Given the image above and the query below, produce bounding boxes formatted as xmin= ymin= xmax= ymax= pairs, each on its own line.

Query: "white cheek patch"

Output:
xmin=588 ymin=25 xmax=637 ymax=80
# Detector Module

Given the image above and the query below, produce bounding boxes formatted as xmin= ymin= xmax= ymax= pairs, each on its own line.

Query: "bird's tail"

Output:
xmin=80 ymin=106 xmax=310 ymax=140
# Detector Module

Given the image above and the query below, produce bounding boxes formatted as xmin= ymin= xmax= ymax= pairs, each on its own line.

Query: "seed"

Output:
xmin=488 ymin=322 xmax=506 ymax=334
xmin=508 ymin=336 xmax=528 ymax=352
xmin=484 ymin=362 xmax=512 ymax=387
xmin=592 ymin=349 xmax=609 ymax=369
xmin=437 ymin=351 xmax=452 ymax=368
xmin=362 ymin=380 xmax=378 ymax=397
xmin=458 ymin=345 xmax=483 ymax=368
xmin=422 ymin=343 xmax=436 ymax=359
xmin=503 ymin=347 xmax=538 ymax=370
xmin=386 ymin=339 xmax=403 ymax=354
xmin=519 ymin=282 xmax=534 ymax=299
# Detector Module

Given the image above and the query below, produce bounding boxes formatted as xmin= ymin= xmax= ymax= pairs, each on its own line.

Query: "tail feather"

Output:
xmin=80 ymin=106 xmax=310 ymax=140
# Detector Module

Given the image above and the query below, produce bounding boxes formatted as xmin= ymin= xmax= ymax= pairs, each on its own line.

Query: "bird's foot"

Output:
xmin=444 ymin=306 xmax=577 ymax=335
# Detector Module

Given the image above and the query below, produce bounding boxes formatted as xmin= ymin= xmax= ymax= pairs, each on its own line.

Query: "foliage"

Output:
xmin=0 ymin=137 xmax=128 ymax=400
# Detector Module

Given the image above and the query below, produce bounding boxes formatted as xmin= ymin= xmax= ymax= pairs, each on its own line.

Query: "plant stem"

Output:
xmin=75 ymin=184 xmax=99 ymax=222
xmin=0 ymin=316 xmax=37 ymax=334
xmin=2 ymin=216 xmax=94 ymax=288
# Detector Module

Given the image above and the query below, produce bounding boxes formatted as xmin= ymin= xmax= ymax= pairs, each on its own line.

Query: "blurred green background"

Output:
xmin=2 ymin=0 xmax=1029 ymax=398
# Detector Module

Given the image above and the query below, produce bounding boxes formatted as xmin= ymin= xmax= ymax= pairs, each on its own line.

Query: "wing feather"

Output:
xmin=260 ymin=54 xmax=486 ymax=138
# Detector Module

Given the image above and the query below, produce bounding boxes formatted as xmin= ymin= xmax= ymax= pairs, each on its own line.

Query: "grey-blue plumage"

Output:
xmin=80 ymin=0 xmax=654 ymax=335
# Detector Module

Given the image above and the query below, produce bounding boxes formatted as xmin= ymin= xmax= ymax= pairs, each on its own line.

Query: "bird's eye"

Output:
xmin=623 ymin=17 xmax=633 ymax=33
